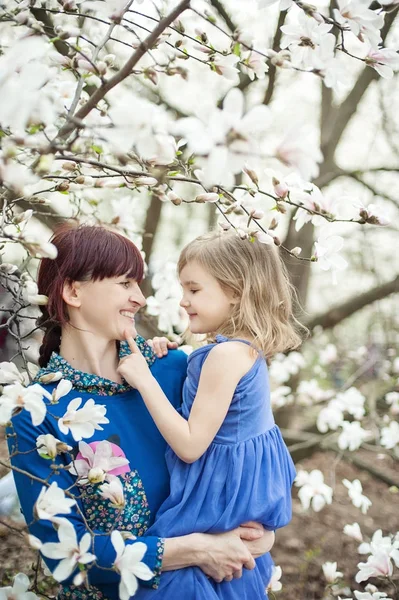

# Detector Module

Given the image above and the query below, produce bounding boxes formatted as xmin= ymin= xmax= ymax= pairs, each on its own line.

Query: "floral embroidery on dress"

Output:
xmin=58 ymin=584 xmax=106 ymax=600
xmin=34 ymin=335 xmax=155 ymax=396
xmin=80 ymin=470 xmax=151 ymax=535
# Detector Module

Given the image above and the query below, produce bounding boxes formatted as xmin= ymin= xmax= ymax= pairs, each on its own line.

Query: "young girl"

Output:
xmin=118 ymin=230 xmax=301 ymax=599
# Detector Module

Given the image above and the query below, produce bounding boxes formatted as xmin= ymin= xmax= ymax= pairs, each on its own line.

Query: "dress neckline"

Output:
xmin=33 ymin=335 xmax=155 ymax=397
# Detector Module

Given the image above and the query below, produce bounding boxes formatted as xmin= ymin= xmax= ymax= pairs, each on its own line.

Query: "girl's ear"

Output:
xmin=62 ymin=281 xmax=82 ymax=308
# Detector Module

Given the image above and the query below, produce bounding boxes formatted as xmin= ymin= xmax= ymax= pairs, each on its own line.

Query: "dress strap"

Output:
xmin=215 ymin=334 xmax=252 ymax=346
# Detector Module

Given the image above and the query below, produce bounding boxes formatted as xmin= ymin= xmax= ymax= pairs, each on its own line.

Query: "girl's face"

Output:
xmin=179 ymin=261 xmax=236 ymax=334
xmin=63 ymin=274 xmax=146 ymax=341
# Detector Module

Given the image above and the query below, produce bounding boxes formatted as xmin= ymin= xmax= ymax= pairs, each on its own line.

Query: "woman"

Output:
xmin=7 ymin=224 xmax=274 ymax=600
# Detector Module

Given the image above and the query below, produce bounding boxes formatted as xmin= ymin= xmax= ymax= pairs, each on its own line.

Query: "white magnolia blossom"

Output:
xmin=338 ymin=421 xmax=372 ymax=451
xmin=111 ymin=531 xmax=154 ymax=600
xmin=380 ymin=421 xmax=399 ymax=449
xmin=317 ymin=402 xmax=344 ymax=433
xmin=0 ymin=362 xmax=25 ymax=385
xmin=314 ymin=232 xmax=348 ymax=281
xmin=68 ymin=440 xmax=129 ymax=484
xmin=36 ymin=434 xmax=72 ymax=460
xmin=358 ymin=529 xmax=399 ymax=560
xmin=40 ymin=519 xmax=96 ymax=582
xmin=343 ymin=522 xmax=363 ymax=542
xmin=98 ymin=476 xmax=125 ymax=508
xmin=292 ymin=184 xmax=333 ymax=232
xmin=0 ymin=572 xmax=39 ymax=599
xmin=0 ymin=383 xmax=47 ymax=426
xmin=271 ymin=385 xmax=294 ymax=408
xmin=267 ymin=565 xmax=283 ymax=591
xmin=58 ymin=398 xmax=109 ymax=441
xmin=295 ymin=469 xmax=333 ymax=512
xmin=281 ymin=12 xmax=334 ymax=70
xmin=322 ymin=561 xmax=343 ymax=583
xmin=384 ymin=392 xmax=399 ymax=415
xmin=41 ymin=379 xmax=73 ymax=404
xmin=297 ymin=379 xmax=332 ymax=406
xmin=343 ymin=479 xmax=372 ymax=514
xmin=173 ymin=87 xmax=270 ymax=187
xmin=241 ymin=51 xmax=269 ymax=80
xmin=319 ymin=344 xmax=338 ymax=365
xmin=354 ymin=590 xmax=393 ymax=600
xmin=269 ymin=351 xmax=305 ymax=384
xmin=356 ymin=551 xmax=393 ymax=583
xmin=335 ymin=387 xmax=366 ymax=420
xmin=334 ymin=0 xmax=384 ymax=48
xmin=366 ymin=47 xmax=399 ymax=79
xmin=21 ymin=279 xmax=48 ymax=306
xmin=35 ymin=482 xmax=76 ymax=522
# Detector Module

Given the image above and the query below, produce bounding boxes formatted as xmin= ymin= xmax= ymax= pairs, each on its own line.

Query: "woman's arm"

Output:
xmin=118 ymin=337 xmax=255 ymax=463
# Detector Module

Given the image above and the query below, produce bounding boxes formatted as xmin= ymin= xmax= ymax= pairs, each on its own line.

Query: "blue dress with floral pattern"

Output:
xmin=7 ymin=337 xmax=187 ymax=600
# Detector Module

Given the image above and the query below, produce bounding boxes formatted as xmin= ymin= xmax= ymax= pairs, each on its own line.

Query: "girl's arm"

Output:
xmin=118 ymin=336 xmax=256 ymax=463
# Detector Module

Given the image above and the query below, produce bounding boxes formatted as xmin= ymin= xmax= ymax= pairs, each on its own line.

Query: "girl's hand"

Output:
xmin=117 ymin=332 xmax=154 ymax=390
xmin=147 ymin=336 xmax=179 ymax=358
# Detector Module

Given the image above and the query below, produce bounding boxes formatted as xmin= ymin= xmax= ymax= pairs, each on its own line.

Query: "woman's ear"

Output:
xmin=62 ymin=281 xmax=81 ymax=308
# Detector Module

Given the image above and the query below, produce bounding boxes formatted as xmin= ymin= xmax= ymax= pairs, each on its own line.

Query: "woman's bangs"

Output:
xmin=90 ymin=232 xmax=144 ymax=282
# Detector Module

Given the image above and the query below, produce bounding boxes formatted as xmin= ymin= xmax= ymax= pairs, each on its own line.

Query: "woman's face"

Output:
xmin=64 ymin=274 xmax=146 ymax=341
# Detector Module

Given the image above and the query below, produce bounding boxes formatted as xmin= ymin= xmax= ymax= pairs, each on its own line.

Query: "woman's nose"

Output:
xmin=130 ymin=285 xmax=146 ymax=308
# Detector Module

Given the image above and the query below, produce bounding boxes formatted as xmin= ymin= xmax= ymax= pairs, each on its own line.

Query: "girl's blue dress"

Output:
xmin=135 ymin=336 xmax=296 ymax=599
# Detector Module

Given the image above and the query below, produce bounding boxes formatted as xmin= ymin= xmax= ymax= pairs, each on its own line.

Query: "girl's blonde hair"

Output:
xmin=178 ymin=230 xmax=304 ymax=358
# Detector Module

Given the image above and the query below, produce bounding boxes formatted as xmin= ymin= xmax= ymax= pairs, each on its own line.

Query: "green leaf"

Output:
xmin=233 ymin=43 xmax=241 ymax=57
xmin=91 ymin=144 xmax=103 ymax=155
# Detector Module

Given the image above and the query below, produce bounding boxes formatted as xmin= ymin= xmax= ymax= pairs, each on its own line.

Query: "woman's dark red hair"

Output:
xmin=37 ymin=223 xmax=144 ymax=367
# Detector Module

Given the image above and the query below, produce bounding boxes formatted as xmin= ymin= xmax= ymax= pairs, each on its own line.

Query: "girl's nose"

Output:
xmin=180 ymin=296 xmax=189 ymax=308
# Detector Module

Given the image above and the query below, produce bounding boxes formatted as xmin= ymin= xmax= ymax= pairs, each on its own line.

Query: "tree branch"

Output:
xmin=263 ymin=10 xmax=287 ymax=105
xmin=209 ymin=0 xmax=236 ymax=32
xmin=305 ymin=274 xmax=399 ymax=330
xmin=53 ymin=0 xmax=191 ymax=143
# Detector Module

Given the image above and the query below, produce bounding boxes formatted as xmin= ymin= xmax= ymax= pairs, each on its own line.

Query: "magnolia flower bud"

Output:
xmin=96 ymin=61 xmax=107 ymax=76
xmin=272 ymin=177 xmax=289 ymax=199
xmin=250 ymin=209 xmax=264 ymax=220
xmin=56 ymin=181 xmax=70 ymax=192
xmin=62 ymin=162 xmax=77 ymax=172
xmin=13 ymin=209 xmax=33 ymax=225
xmin=255 ymin=231 xmax=273 ymax=245
xmin=269 ymin=217 xmax=279 ymax=230
xmin=0 ymin=263 xmax=18 ymax=275
xmin=38 ymin=372 xmax=63 ymax=384
xmin=219 ymin=222 xmax=231 ymax=231
xmin=104 ymin=54 xmax=116 ymax=66
xmin=135 ymin=176 xmax=158 ymax=187
xmin=195 ymin=193 xmax=219 ymax=203
xmin=145 ymin=69 xmax=158 ymax=85
xmin=243 ymin=165 xmax=259 ymax=186
xmin=36 ymin=154 xmax=54 ymax=174
xmin=88 ymin=468 xmax=106 ymax=484
xmin=168 ymin=192 xmax=182 ymax=206
xmin=74 ymin=175 xmax=85 ymax=184
xmin=291 ymin=246 xmax=302 ymax=256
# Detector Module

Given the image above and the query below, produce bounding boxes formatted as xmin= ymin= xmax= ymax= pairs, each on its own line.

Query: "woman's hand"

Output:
xmin=147 ymin=336 xmax=179 ymax=358
xmin=238 ymin=523 xmax=275 ymax=558
xmin=193 ymin=530 xmax=261 ymax=583
xmin=117 ymin=333 xmax=154 ymax=390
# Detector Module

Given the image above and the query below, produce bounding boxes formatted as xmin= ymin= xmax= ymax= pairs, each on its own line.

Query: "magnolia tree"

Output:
xmin=0 ymin=0 xmax=398 ymax=597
